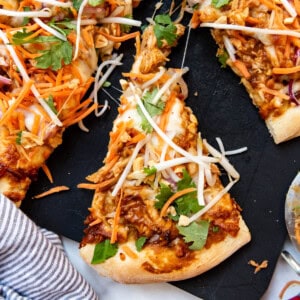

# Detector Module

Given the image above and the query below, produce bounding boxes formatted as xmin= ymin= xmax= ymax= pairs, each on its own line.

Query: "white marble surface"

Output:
xmin=62 ymin=236 xmax=300 ymax=300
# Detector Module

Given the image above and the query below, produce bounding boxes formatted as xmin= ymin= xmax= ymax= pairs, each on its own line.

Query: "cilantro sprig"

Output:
xmin=177 ymin=220 xmax=209 ymax=250
xmin=12 ymin=29 xmax=73 ymax=71
xmin=137 ymin=88 xmax=165 ymax=133
xmin=153 ymin=14 xmax=177 ymax=48
xmin=35 ymin=40 xmax=72 ymax=71
xmin=155 ymin=169 xmax=202 ymax=218
xmin=212 ymin=0 xmax=231 ymax=8
xmin=72 ymin=0 xmax=104 ymax=11
xmin=91 ymin=240 xmax=118 ymax=264
xmin=135 ymin=236 xmax=147 ymax=251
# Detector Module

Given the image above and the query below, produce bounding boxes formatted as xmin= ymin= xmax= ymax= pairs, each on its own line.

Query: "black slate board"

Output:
xmin=21 ymin=1 xmax=299 ymax=299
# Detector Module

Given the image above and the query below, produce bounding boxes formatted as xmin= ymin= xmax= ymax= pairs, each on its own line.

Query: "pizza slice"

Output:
xmin=79 ymin=16 xmax=251 ymax=283
xmin=189 ymin=0 xmax=300 ymax=144
xmin=0 ymin=0 xmax=140 ymax=206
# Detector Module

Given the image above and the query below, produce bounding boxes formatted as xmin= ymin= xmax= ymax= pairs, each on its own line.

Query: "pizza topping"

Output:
xmin=190 ymin=0 xmax=300 ymax=119
xmin=91 ymin=239 xmax=118 ymax=264
xmin=177 ymin=220 xmax=209 ymax=250
xmin=135 ymin=236 xmax=147 ymax=251
xmin=32 ymin=185 xmax=70 ymax=199
xmin=153 ymin=14 xmax=178 ymax=47
xmin=248 ymin=259 xmax=268 ymax=274
xmin=81 ymin=19 xmax=245 ymax=265
xmin=0 ymin=0 xmax=141 ymax=204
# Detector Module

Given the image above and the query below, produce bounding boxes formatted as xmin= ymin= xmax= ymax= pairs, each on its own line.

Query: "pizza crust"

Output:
xmin=265 ymin=106 xmax=300 ymax=144
xmin=80 ymin=217 xmax=251 ymax=283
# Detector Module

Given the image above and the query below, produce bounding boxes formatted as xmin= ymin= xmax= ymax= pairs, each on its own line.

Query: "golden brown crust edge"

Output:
xmin=265 ymin=106 xmax=300 ymax=144
xmin=80 ymin=218 xmax=251 ymax=284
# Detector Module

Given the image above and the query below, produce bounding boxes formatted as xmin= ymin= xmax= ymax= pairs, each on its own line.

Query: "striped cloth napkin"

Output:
xmin=0 ymin=194 xmax=98 ymax=300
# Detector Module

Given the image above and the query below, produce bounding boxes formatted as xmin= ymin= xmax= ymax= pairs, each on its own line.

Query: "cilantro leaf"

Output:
xmin=91 ymin=240 xmax=118 ymax=264
xmin=12 ymin=29 xmax=33 ymax=45
xmin=174 ymin=169 xmax=201 ymax=215
xmin=135 ymin=236 xmax=147 ymax=251
xmin=212 ymin=0 xmax=231 ymax=8
xmin=175 ymin=193 xmax=202 ymax=216
xmin=177 ymin=169 xmax=196 ymax=191
xmin=177 ymin=221 xmax=209 ymax=250
xmin=89 ymin=0 xmax=105 ymax=6
xmin=16 ymin=131 xmax=23 ymax=145
xmin=153 ymin=14 xmax=177 ymax=48
xmin=137 ymin=88 xmax=165 ymax=133
xmin=144 ymin=166 xmax=157 ymax=176
xmin=72 ymin=0 xmax=83 ymax=10
xmin=35 ymin=40 xmax=73 ymax=71
xmin=120 ymin=15 xmax=133 ymax=33
xmin=21 ymin=7 xmax=31 ymax=26
xmin=155 ymin=183 xmax=174 ymax=209
xmin=217 ymin=50 xmax=229 ymax=68
xmin=45 ymin=95 xmax=57 ymax=114
xmin=73 ymin=0 xmax=104 ymax=10
xmin=12 ymin=29 xmax=59 ymax=45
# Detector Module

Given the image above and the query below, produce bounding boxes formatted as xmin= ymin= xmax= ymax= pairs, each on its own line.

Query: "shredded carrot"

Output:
xmin=295 ymin=0 xmax=300 ymax=15
xmin=245 ymin=16 xmax=261 ymax=25
xmin=0 ymin=80 xmax=33 ymax=126
xmin=122 ymin=245 xmax=138 ymax=259
xmin=233 ymin=60 xmax=251 ymax=79
xmin=41 ymin=164 xmax=54 ymax=184
xmin=190 ymin=11 xmax=200 ymax=29
xmin=273 ymin=65 xmax=300 ymax=74
xmin=248 ymin=259 xmax=268 ymax=274
xmin=261 ymin=86 xmax=290 ymax=100
xmin=24 ymin=28 xmax=44 ymax=41
xmin=160 ymin=187 xmax=197 ymax=217
xmin=110 ymin=189 xmax=123 ymax=244
xmin=82 ymin=26 xmax=94 ymax=48
xmin=106 ymin=120 xmax=132 ymax=162
xmin=77 ymin=177 xmax=118 ymax=190
xmin=31 ymin=113 xmax=41 ymax=135
xmin=127 ymin=132 xmax=146 ymax=145
xmin=279 ymin=280 xmax=300 ymax=299
xmin=17 ymin=112 xmax=25 ymax=131
xmin=159 ymin=91 xmax=177 ymax=132
xmin=62 ymin=102 xmax=97 ymax=127
xmin=100 ymin=30 xmax=140 ymax=43
xmin=33 ymin=186 xmax=70 ymax=199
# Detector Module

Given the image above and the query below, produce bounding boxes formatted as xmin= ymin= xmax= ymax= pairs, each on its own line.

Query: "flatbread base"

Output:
xmin=265 ymin=106 xmax=300 ymax=144
xmin=80 ymin=217 xmax=251 ymax=283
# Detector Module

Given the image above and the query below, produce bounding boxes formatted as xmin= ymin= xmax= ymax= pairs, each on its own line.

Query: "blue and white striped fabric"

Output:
xmin=0 ymin=194 xmax=98 ymax=300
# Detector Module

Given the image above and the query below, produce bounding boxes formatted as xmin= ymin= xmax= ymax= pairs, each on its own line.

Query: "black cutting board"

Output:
xmin=21 ymin=1 xmax=298 ymax=299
